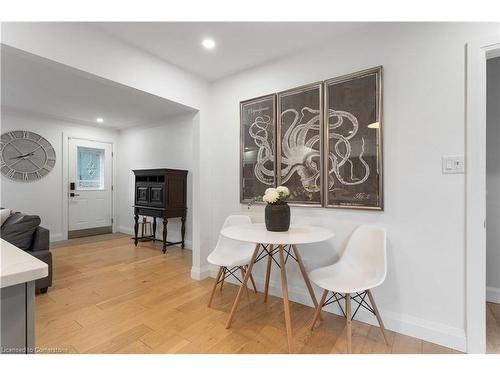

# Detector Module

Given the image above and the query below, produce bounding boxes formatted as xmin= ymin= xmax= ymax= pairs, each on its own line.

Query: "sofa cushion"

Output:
xmin=0 ymin=212 xmax=41 ymax=250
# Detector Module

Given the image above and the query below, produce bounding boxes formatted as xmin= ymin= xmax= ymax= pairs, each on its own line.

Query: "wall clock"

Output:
xmin=0 ymin=130 xmax=56 ymax=182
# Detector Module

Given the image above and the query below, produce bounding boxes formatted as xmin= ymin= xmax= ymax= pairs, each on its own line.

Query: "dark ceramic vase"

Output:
xmin=265 ymin=203 xmax=290 ymax=232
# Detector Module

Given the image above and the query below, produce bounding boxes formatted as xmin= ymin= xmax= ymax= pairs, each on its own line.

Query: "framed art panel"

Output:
xmin=324 ymin=66 xmax=383 ymax=210
xmin=240 ymin=94 xmax=276 ymax=203
xmin=277 ymin=83 xmax=323 ymax=206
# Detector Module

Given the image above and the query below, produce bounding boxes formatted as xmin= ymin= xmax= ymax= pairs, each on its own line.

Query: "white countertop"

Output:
xmin=0 ymin=238 xmax=48 ymax=288
xmin=220 ymin=223 xmax=334 ymax=245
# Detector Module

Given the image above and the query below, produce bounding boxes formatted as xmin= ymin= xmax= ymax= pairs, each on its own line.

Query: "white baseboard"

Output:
xmin=117 ymin=225 xmax=135 ymax=236
xmin=191 ymin=264 xmax=212 ymax=280
xmin=487 ymin=286 xmax=500 ymax=304
xmin=49 ymin=233 xmax=65 ymax=243
xmin=117 ymin=225 xmax=192 ymax=250
xmin=117 ymin=225 xmax=136 ymax=236
xmin=217 ymin=276 xmax=466 ymax=352
xmin=208 ymin=264 xmax=219 ymax=278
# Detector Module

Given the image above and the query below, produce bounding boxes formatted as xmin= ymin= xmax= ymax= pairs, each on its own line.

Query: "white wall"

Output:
xmin=3 ymin=22 xmax=498 ymax=351
xmin=0 ymin=110 xmax=119 ymax=241
xmin=486 ymin=57 xmax=500 ymax=304
xmin=1 ymin=22 xmax=212 ymax=279
xmin=205 ymin=23 xmax=498 ymax=351
xmin=116 ymin=114 xmax=194 ymax=248
xmin=0 ymin=110 xmax=195 ymax=246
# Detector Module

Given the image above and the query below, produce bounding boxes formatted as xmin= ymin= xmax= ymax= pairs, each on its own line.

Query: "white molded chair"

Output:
xmin=309 ymin=225 xmax=388 ymax=353
xmin=207 ymin=215 xmax=257 ymax=307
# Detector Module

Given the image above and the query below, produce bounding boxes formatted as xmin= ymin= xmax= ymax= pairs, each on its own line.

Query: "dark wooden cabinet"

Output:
xmin=133 ymin=168 xmax=188 ymax=253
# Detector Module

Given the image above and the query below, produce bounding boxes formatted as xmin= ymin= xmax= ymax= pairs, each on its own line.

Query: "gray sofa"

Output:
xmin=0 ymin=211 xmax=52 ymax=293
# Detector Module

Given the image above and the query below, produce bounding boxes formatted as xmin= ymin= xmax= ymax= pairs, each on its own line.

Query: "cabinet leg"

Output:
xmin=152 ymin=217 xmax=157 ymax=243
xmin=162 ymin=218 xmax=168 ymax=254
xmin=181 ymin=216 xmax=186 ymax=249
xmin=134 ymin=214 xmax=139 ymax=246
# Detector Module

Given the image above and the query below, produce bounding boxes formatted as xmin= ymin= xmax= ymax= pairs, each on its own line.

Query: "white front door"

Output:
xmin=68 ymin=138 xmax=113 ymax=237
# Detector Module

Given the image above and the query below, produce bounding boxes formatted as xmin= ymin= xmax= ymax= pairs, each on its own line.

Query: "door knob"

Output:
xmin=70 ymin=193 xmax=80 ymax=197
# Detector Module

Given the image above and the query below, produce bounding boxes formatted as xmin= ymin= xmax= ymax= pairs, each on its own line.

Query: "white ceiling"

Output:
xmin=95 ymin=22 xmax=368 ymax=81
xmin=1 ymin=23 xmax=370 ymax=129
xmin=1 ymin=45 xmax=195 ymax=130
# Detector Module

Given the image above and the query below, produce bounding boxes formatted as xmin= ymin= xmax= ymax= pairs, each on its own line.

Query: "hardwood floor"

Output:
xmin=487 ymin=302 xmax=500 ymax=354
xmin=36 ymin=235 xmax=461 ymax=354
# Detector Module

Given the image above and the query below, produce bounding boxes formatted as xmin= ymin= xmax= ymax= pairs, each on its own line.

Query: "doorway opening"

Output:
xmin=466 ymin=35 xmax=500 ymax=354
xmin=486 ymin=55 xmax=500 ymax=353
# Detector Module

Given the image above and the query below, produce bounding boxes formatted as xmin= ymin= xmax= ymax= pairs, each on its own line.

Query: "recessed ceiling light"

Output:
xmin=201 ymin=38 xmax=216 ymax=50
xmin=367 ymin=122 xmax=379 ymax=129
xmin=96 ymin=117 xmax=104 ymax=123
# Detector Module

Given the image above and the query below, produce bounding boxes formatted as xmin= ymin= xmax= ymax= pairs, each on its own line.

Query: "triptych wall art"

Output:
xmin=240 ymin=66 xmax=383 ymax=210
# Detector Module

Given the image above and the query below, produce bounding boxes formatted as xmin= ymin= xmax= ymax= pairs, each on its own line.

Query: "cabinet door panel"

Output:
xmin=136 ymin=186 xmax=149 ymax=205
xmin=149 ymin=185 xmax=164 ymax=207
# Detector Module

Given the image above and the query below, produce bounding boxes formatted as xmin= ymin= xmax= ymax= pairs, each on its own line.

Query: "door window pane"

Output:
xmin=77 ymin=146 xmax=104 ymax=189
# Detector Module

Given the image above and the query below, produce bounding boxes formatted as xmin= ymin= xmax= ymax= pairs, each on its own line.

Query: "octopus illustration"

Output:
xmin=248 ymin=115 xmax=275 ymax=185
xmin=248 ymin=107 xmax=370 ymax=192
xmin=279 ymin=107 xmax=322 ymax=192
xmin=325 ymin=109 xmax=370 ymax=190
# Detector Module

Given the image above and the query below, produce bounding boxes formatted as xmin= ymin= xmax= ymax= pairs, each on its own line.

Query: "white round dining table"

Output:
xmin=220 ymin=223 xmax=334 ymax=353
xmin=221 ymin=223 xmax=334 ymax=245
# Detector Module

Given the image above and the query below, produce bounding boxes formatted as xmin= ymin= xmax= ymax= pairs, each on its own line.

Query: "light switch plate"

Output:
xmin=442 ymin=155 xmax=465 ymax=174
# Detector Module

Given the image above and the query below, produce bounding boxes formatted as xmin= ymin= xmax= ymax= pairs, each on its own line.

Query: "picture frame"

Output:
xmin=323 ymin=66 xmax=383 ymax=210
xmin=239 ymin=94 xmax=277 ymax=203
xmin=277 ymin=82 xmax=324 ymax=206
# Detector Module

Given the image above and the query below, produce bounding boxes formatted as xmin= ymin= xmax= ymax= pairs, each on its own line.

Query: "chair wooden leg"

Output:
xmin=367 ymin=289 xmax=390 ymax=345
xmin=249 ymin=271 xmax=258 ymax=294
xmin=278 ymin=245 xmax=293 ymax=353
xmin=239 ymin=267 xmax=251 ymax=303
xmin=220 ymin=267 xmax=226 ymax=292
xmin=226 ymin=244 xmax=261 ymax=329
xmin=291 ymin=245 xmax=319 ymax=308
xmin=264 ymin=245 xmax=273 ymax=302
xmin=311 ymin=289 xmax=329 ymax=330
xmin=291 ymin=244 xmax=322 ymax=321
xmin=346 ymin=293 xmax=352 ymax=354
xmin=208 ymin=267 xmax=223 ymax=307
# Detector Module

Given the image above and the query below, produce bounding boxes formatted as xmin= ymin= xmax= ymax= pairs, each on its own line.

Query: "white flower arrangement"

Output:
xmin=276 ymin=186 xmax=290 ymax=195
xmin=263 ymin=185 xmax=290 ymax=205
xmin=263 ymin=189 xmax=279 ymax=203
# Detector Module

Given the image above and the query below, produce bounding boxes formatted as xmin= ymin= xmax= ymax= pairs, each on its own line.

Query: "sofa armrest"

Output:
xmin=30 ymin=226 xmax=50 ymax=252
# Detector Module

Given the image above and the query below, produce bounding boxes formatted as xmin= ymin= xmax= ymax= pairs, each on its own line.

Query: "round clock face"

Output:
xmin=0 ymin=130 xmax=56 ymax=182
